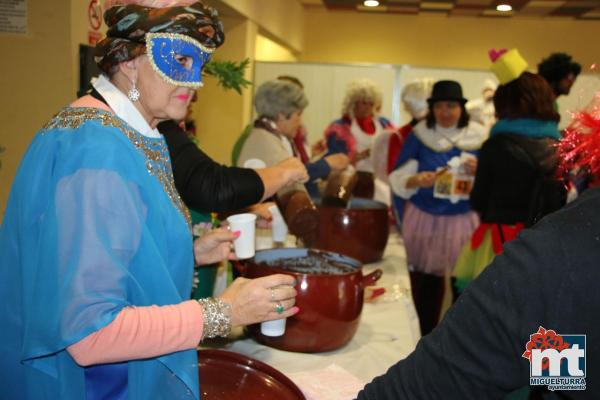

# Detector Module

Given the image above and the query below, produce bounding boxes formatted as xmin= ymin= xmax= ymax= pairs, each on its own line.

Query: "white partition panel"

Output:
xmin=253 ymin=61 xmax=600 ymax=145
xmin=397 ymin=65 xmax=498 ymax=125
xmin=253 ymin=62 xmax=398 ymax=144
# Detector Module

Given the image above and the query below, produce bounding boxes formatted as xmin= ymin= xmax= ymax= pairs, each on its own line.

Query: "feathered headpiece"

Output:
xmin=557 ymin=93 xmax=600 ymax=186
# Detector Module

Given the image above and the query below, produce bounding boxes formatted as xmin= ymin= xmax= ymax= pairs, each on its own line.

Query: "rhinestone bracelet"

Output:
xmin=197 ymin=298 xmax=232 ymax=340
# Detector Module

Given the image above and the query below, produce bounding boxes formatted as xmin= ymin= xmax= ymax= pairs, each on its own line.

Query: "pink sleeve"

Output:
xmin=67 ymin=300 xmax=204 ymax=366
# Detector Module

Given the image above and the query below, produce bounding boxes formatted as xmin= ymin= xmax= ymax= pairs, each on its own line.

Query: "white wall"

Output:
xmin=557 ymin=73 xmax=600 ymax=129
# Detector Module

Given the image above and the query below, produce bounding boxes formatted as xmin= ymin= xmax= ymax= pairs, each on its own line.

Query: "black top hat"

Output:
xmin=427 ymin=80 xmax=467 ymax=105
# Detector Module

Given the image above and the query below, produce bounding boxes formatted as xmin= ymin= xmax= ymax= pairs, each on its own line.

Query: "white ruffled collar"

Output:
xmin=413 ymin=120 xmax=487 ymax=152
xmin=92 ymin=75 xmax=162 ymax=138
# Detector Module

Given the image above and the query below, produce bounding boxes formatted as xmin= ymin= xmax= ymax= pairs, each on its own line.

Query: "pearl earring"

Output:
xmin=128 ymin=82 xmax=140 ymax=102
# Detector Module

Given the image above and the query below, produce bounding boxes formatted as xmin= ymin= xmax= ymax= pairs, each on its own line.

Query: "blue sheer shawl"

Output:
xmin=0 ymin=108 xmax=199 ymax=399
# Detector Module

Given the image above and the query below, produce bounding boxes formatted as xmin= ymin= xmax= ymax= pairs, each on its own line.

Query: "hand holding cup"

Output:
xmin=193 ymin=228 xmax=238 ymax=265
xmin=218 ymin=274 xmax=298 ymax=327
xmin=226 ymin=213 xmax=257 ymax=259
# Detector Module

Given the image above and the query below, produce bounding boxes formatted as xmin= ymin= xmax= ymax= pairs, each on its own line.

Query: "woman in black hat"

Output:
xmin=389 ymin=80 xmax=487 ymax=335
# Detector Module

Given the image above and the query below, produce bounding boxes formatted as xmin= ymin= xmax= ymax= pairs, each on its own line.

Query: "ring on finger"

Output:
xmin=270 ymin=287 xmax=276 ymax=301
xmin=275 ymin=301 xmax=284 ymax=314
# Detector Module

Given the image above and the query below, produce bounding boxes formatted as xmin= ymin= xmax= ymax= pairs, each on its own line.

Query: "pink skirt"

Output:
xmin=402 ymin=202 xmax=479 ymax=277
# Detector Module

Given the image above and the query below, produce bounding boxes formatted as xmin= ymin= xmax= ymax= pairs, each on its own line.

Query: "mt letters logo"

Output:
xmin=523 ymin=326 xmax=586 ymax=391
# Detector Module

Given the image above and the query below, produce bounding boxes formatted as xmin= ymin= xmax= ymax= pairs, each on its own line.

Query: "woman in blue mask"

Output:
xmin=0 ymin=1 xmax=298 ymax=399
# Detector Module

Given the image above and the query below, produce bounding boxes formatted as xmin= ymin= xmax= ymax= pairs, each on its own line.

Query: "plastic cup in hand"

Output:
xmin=227 ymin=213 xmax=257 ymax=259
xmin=261 ymin=318 xmax=286 ymax=337
xmin=268 ymin=205 xmax=288 ymax=243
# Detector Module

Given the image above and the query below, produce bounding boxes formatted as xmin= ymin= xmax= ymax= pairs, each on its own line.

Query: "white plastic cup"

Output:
xmin=268 ymin=204 xmax=288 ymax=243
xmin=227 ymin=213 xmax=257 ymax=259
xmin=255 ymin=227 xmax=274 ymax=250
xmin=261 ymin=318 xmax=286 ymax=337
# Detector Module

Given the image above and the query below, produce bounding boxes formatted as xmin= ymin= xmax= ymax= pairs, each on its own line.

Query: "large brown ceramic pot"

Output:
xmin=237 ymin=248 xmax=382 ymax=353
xmin=314 ymin=198 xmax=389 ymax=264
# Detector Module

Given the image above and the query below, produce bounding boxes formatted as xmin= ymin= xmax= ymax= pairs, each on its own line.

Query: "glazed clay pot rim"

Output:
xmin=247 ymin=248 xmax=363 ymax=277
xmin=197 ymin=348 xmax=306 ymax=400
xmin=316 ymin=197 xmax=388 ymax=210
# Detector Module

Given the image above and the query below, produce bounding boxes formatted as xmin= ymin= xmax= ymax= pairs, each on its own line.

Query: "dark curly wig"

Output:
xmin=537 ymin=53 xmax=581 ymax=95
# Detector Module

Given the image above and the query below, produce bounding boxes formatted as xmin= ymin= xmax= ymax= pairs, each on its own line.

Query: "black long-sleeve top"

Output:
xmin=90 ymin=88 xmax=265 ymax=213
xmin=157 ymin=120 xmax=264 ymax=213
xmin=357 ymin=186 xmax=600 ymax=400
xmin=470 ymin=133 xmax=565 ymax=225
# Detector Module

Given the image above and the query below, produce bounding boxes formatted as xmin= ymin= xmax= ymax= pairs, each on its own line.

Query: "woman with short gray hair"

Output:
xmin=235 ymin=79 xmax=319 ymax=244
xmin=254 ymin=80 xmax=308 ymax=121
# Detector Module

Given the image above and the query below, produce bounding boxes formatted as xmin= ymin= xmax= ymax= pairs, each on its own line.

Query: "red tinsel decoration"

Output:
xmin=557 ymin=101 xmax=600 ymax=187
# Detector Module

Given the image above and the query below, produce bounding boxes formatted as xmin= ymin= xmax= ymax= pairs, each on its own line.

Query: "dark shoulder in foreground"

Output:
xmin=355 ymin=187 xmax=600 ymax=400
xmin=538 ymin=185 xmax=600 ymax=236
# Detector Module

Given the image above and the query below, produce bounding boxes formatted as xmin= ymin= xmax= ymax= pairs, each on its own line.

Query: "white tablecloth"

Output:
xmin=205 ymin=231 xmax=421 ymax=391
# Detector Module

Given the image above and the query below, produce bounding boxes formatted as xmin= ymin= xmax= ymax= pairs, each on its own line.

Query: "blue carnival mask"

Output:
xmin=146 ymin=32 xmax=214 ymax=89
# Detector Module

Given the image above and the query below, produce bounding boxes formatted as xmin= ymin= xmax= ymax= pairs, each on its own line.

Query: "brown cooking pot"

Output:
xmin=237 ymin=248 xmax=382 ymax=353
xmin=314 ymin=198 xmax=389 ymax=264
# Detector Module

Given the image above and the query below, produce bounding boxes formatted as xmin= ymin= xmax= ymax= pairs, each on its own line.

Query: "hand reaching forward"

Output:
xmin=324 ymin=153 xmax=350 ymax=172
xmin=277 ymin=157 xmax=309 ymax=184
xmin=311 ymin=139 xmax=327 ymax=157
xmin=247 ymin=201 xmax=275 ymax=228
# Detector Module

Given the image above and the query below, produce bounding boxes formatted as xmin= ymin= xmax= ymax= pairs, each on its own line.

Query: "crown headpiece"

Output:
xmin=489 ymin=48 xmax=528 ymax=85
